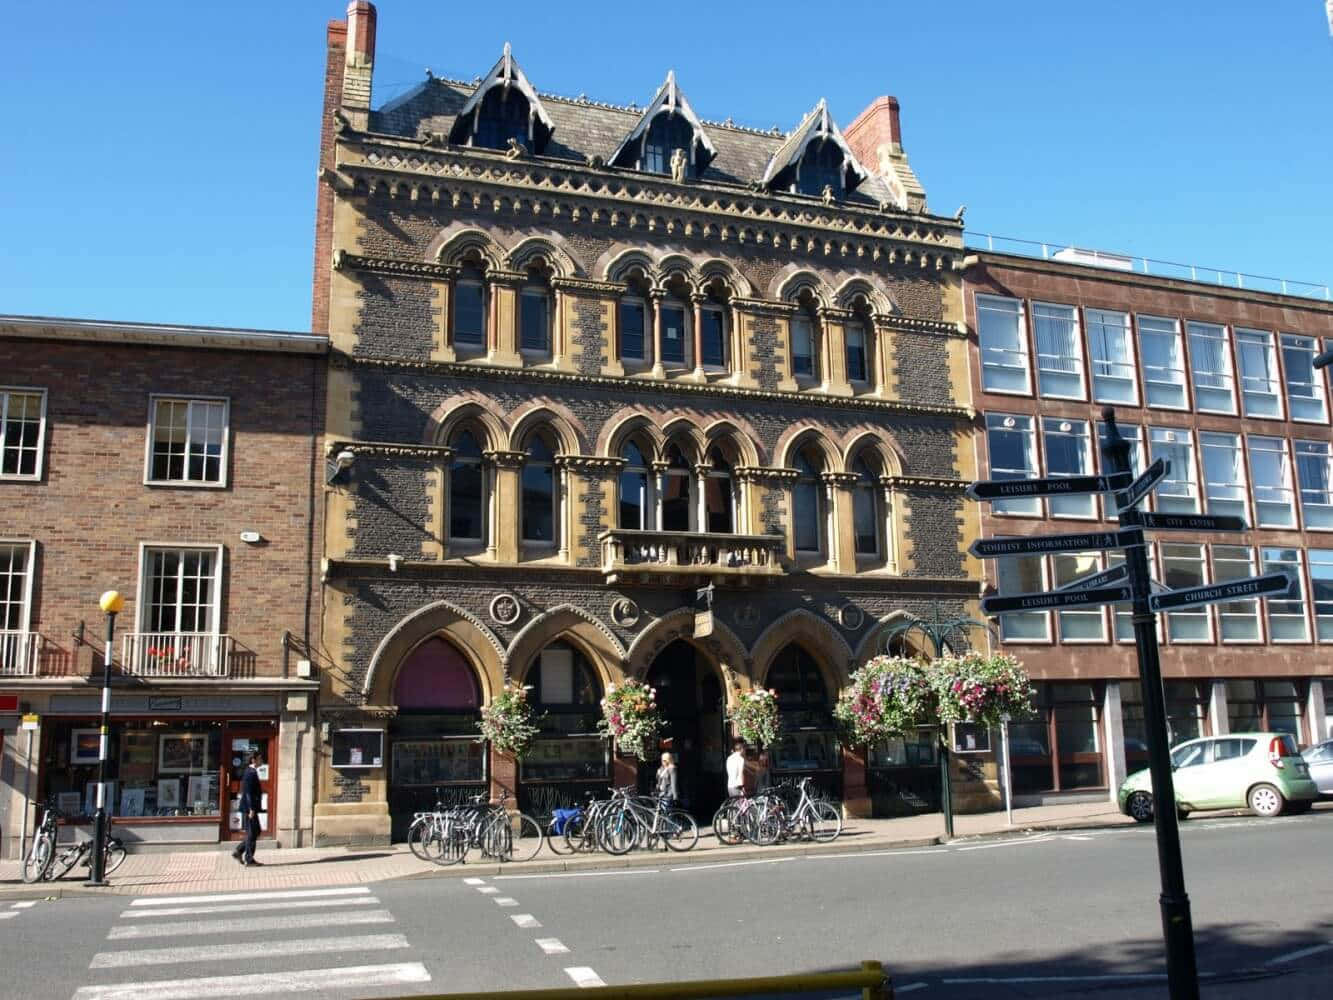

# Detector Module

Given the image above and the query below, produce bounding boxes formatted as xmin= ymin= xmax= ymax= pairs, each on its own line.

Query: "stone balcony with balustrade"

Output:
xmin=599 ymin=529 xmax=786 ymax=586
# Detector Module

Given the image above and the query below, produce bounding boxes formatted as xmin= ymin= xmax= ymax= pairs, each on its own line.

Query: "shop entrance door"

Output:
xmin=644 ymin=640 xmax=726 ymax=820
xmin=222 ymin=729 xmax=276 ymax=842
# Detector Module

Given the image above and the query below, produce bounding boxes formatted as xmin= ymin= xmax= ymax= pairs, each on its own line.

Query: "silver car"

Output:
xmin=1301 ymin=739 xmax=1333 ymax=797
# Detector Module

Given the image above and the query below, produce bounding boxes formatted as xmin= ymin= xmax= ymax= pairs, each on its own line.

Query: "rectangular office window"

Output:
xmin=1213 ymin=545 xmax=1261 ymax=641
xmin=1051 ymin=552 xmax=1106 ymax=641
xmin=976 ymin=295 xmax=1029 ymax=393
xmin=1137 ymin=316 xmax=1187 ymax=408
xmin=1161 ymin=543 xmax=1209 ymax=642
xmin=453 ymin=280 xmax=485 ymax=346
xmin=1187 ymin=321 xmax=1236 ymax=413
xmin=1234 ymin=328 xmax=1282 ymax=418
xmin=1308 ymin=549 xmax=1333 ymax=642
xmin=519 ymin=288 xmax=550 ymax=352
xmin=1042 ymin=418 xmax=1094 ymax=518
xmin=147 ymin=398 xmax=228 ymax=486
xmin=700 ymin=308 xmax=726 ymax=368
xmin=1261 ymin=547 xmax=1308 ymax=642
xmin=985 ymin=414 xmax=1040 ymax=516
xmin=1248 ymin=436 xmax=1296 ymax=528
xmin=0 ymin=388 xmax=47 ymax=480
xmin=845 ymin=322 xmax=868 ymax=382
xmin=1282 ymin=334 xmax=1327 ymax=422
xmin=790 ymin=314 xmax=815 ymax=376
xmin=1107 ymin=546 xmax=1158 ymax=643
xmin=1149 ymin=427 xmax=1198 ymax=514
xmin=1199 ymin=432 xmax=1248 ymax=525
xmin=660 ymin=303 xmax=687 ymax=364
xmin=1086 ymin=309 xmax=1137 ymax=404
xmin=997 ymin=555 xmax=1048 ymax=640
xmin=1097 ymin=421 xmax=1144 ymax=518
xmin=619 ymin=299 xmax=646 ymax=360
xmin=142 ymin=547 xmax=220 ymax=635
xmin=1032 ymin=302 xmax=1084 ymax=399
xmin=1296 ymin=440 xmax=1333 ymax=530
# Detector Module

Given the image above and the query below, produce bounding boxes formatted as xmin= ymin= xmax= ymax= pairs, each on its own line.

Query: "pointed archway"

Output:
xmin=643 ymin=638 xmax=729 ymax=820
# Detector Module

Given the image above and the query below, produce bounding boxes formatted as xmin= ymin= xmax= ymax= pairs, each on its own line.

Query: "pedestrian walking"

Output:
xmin=726 ymin=739 xmax=747 ymax=798
xmin=655 ymin=751 xmax=679 ymax=807
xmin=232 ymin=752 xmax=264 ymax=867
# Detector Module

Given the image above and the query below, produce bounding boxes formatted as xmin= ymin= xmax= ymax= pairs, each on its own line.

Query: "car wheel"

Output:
xmin=1248 ymin=783 xmax=1285 ymax=818
xmin=1127 ymin=791 xmax=1154 ymax=823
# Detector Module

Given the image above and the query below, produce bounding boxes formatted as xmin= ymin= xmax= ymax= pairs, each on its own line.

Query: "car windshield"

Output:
xmin=1171 ymin=743 xmax=1206 ymax=768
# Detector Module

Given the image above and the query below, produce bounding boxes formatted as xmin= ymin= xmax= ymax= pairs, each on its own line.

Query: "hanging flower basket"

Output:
xmin=929 ymin=653 xmax=1036 ymax=729
xmin=478 ymin=682 xmax=541 ymax=758
xmin=833 ymin=655 xmax=936 ymax=747
xmin=598 ymin=679 xmax=663 ymax=760
xmin=730 ymin=687 xmax=780 ymax=750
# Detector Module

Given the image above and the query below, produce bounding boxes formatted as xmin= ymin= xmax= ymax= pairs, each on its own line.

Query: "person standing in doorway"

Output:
xmin=655 ymin=751 xmax=679 ymax=807
xmin=726 ymin=739 xmax=747 ymax=798
xmin=233 ymin=752 xmax=264 ymax=867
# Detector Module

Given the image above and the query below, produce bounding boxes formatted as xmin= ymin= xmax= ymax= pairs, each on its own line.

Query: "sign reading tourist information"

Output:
xmin=982 ymin=585 xmax=1134 ymax=615
xmin=1135 ymin=512 xmax=1246 ymax=533
xmin=967 ymin=471 xmax=1132 ymax=502
xmin=1114 ymin=458 xmax=1169 ymax=511
xmin=969 ymin=528 xmax=1144 ymax=560
xmin=1056 ymin=563 xmax=1129 ymax=592
xmin=1147 ymin=572 xmax=1292 ymax=613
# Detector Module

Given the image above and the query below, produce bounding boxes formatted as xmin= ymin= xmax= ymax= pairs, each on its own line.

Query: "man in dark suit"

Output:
xmin=232 ymin=752 xmax=264 ymax=866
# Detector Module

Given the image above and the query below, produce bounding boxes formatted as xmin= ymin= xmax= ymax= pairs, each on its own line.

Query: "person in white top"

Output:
xmin=725 ymin=739 xmax=747 ymax=798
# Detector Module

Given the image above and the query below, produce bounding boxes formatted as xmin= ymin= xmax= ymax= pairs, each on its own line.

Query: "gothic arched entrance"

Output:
xmin=644 ymin=639 xmax=728 ymax=819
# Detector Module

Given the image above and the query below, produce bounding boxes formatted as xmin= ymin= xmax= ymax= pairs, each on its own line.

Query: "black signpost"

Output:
xmin=969 ymin=528 xmax=1143 ymax=560
xmin=1114 ymin=457 xmax=1169 ymax=512
xmin=981 ymin=585 xmax=1132 ymax=615
xmin=967 ymin=471 xmax=1130 ymax=501
xmin=1147 ymin=572 xmax=1291 ymax=614
xmin=1136 ymin=512 xmax=1247 ymax=533
xmin=1056 ymin=563 xmax=1128 ymax=592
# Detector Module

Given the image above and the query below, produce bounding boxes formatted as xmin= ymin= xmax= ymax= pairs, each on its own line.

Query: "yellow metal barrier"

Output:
xmin=377 ymin=960 xmax=891 ymax=1000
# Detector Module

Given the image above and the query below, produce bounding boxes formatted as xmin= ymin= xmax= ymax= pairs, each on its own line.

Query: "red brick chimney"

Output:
xmin=845 ymin=95 xmax=926 ymax=213
xmin=310 ymin=14 xmax=351 ymax=335
xmin=343 ymin=1 xmax=376 ymax=126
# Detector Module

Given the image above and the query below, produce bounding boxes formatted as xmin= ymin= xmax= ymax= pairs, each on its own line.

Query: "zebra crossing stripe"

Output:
xmin=129 ymin=887 xmax=372 ymax=907
xmin=536 ymin=938 xmax=570 ymax=954
xmin=564 ymin=967 xmax=606 ymax=988
xmin=0 ymin=912 xmax=16 ymax=921
xmin=119 ymin=896 xmax=380 ymax=919
xmin=511 ymin=913 xmax=541 ymax=928
xmin=71 ymin=962 xmax=431 ymax=999
xmin=90 ymin=933 xmax=409 ymax=969
xmin=108 ymin=909 xmax=395 ymax=940
xmin=11 ymin=901 xmax=37 ymax=909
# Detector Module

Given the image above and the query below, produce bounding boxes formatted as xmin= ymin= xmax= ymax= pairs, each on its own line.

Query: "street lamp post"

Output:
xmin=86 ymin=589 xmax=123 ymax=887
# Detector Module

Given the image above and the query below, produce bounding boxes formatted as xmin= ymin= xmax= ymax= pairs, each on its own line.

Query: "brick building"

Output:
xmin=311 ymin=1 xmax=987 ymax=844
xmin=964 ymin=249 xmax=1333 ymax=803
xmin=0 ymin=316 xmax=326 ymax=857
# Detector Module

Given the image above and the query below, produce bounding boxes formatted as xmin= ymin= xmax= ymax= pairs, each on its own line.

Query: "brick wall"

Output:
xmin=0 ymin=339 xmax=324 ymax=678
xmin=311 ymin=19 xmax=348 ymax=335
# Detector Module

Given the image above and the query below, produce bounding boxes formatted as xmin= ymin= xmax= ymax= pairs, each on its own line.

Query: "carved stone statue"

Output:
xmin=670 ymin=148 xmax=688 ymax=183
xmin=505 ymin=137 xmax=528 ymax=161
xmin=821 ymin=184 xmax=835 ymax=206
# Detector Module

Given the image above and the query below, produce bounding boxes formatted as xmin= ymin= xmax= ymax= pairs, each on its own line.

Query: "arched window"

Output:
xmin=522 ymin=643 xmax=607 ymax=785
xmin=766 ymin=643 xmax=836 ymax=776
xmin=699 ymin=284 xmax=728 ymax=369
xmin=793 ymin=448 xmax=824 ymax=554
xmin=474 ymin=87 xmax=531 ymax=150
xmin=519 ymin=263 xmax=552 ymax=355
xmin=704 ymin=447 xmax=734 ymax=533
xmin=449 ymin=429 xmax=485 ymax=542
xmin=796 ymin=139 xmax=844 ymax=197
xmin=394 ymin=637 xmax=481 ymax=710
xmin=453 ymin=261 xmax=487 ymax=348
xmin=619 ymin=440 xmax=652 ymax=530
xmin=659 ymin=287 xmax=689 ymax=367
xmin=662 ymin=442 xmax=693 ymax=532
xmin=852 ymin=456 xmax=880 ymax=557
xmin=790 ymin=300 xmax=819 ymax=379
xmin=642 ymin=113 xmax=694 ymax=175
xmin=845 ymin=319 xmax=869 ymax=383
xmin=617 ymin=267 xmax=651 ymax=364
xmin=522 ymin=432 xmax=557 ymax=545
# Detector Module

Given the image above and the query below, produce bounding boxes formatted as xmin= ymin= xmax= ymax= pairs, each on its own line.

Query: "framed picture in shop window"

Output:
xmin=159 ymin=733 xmax=210 ymax=774
xmin=951 ymin=722 xmax=992 ymax=754
xmin=70 ymin=729 xmax=102 ymax=765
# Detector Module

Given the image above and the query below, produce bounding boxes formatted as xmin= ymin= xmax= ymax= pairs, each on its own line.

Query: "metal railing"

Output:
xmin=966 ymin=231 xmax=1332 ymax=301
xmin=600 ymin=529 xmax=784 ymax=578
xmin=121 ymin=632 xmax=233 ymax=678
xmin=0 ymin=630 xmax=42 ymax=676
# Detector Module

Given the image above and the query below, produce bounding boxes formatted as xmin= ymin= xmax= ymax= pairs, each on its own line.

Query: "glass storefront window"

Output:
xmin=520 ymin=737 xmax=608 ymax=781
xmin=391 ymin=738 xmax=485 ymax=786
xmin=1227 ymin=679 xmax=1304 ymax=739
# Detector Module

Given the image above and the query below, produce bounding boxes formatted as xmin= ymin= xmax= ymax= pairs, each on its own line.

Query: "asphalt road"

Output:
xmin=4 ymin=812 xmax=1331 ymax=999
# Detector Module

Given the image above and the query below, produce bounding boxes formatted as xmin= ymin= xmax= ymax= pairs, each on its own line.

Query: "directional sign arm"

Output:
xmin=970 ymin=527 xmax=1144 ymax=559
xmin=982 ymin=585 xmax=1133 ymax=615
xmin=1147 ymin=572 xmax=1292 ymax=613
xmin=968 ymin=472 xmax=1132 ymax=502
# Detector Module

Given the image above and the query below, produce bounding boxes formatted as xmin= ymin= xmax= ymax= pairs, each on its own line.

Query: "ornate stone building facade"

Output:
xmin=311 ymin=2 xmax=984 ymax=844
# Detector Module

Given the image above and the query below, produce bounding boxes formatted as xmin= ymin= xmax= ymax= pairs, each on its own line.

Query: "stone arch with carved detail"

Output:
xmin=504 ymin=235 xmax=585 ymax=279
xmin=774 ymin=423 xmax=842 ymax=472
xmin=429 ymin=225 xmax=506 ymax=270
xmin=507 ymin=400 xmax=588 ymax=455
xmin=506 ymin=604 xmax=626 ymax=693
xmin=364 ymin=601 xmax=506 ymax=706
xmin=624 ymin=608 xmax=752 ymax=703
xmin=750 ymin=609 xmax=853 ymax=696
xmin=423 ymin=392 xmax=509 ymax=451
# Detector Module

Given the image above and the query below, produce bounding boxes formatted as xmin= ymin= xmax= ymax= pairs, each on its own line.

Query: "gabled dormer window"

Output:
xmin=643 ymin=114 xmax=695 ymax=175
xmin=475 ymin=87 xmax=531 ymax=151
xmin=609 ymin=71 xmax=717 ymax=178
xmin=761 ymin=99 xmax=868 ymax=201
xmin=796 ymin=139 xmax=844 ymax=197
xmin=449 ymin=43 xmax=554 ymax=154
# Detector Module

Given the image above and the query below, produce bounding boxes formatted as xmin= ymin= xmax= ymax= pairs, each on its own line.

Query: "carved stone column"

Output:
xmin=693 ymin=463 xmax=711 ymax=533
xmin=651 ymin=460 xmax=669 ymax=531
xmin=819 ymin=306 xmax=854 ymax=397
xmin=487 ymin=269 xmax=525 ymax=368
xmin=486 ymin=450 xmax=526 ymax=563
xmin=822 ymin=472 xmax=858 ymax=573
xmin=691 ymin=293 xmax=706 ymax=380
xmin=650 ymin=290 xmax=665 ymax=379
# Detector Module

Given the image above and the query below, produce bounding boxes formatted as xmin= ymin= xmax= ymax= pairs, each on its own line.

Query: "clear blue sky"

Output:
xmin=2 ymin=2 xmax=1330 ymax=332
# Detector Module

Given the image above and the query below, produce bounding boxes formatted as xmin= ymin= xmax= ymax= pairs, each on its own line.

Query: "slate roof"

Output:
xmin=369 ymin=76 xmax=902 ymax=209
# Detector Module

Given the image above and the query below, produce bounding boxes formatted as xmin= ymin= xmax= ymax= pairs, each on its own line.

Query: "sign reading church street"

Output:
xmin=969 ymin=527 xmax=1144 ymax=559
xmin=967 ymin=471 xmax=1131 ymax=501
xmin=1147 ymin=571 xmax=1292 ymax=613
xmin=1057 ymin=563 xmax=1129 ymax=592
xmin=1135 ymin=512 xmax=1246 ymax=533
xmin=982 ymin=585 xmax=1133 ymax=615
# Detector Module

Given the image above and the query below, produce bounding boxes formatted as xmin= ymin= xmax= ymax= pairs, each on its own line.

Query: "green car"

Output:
xmin=1118 ymin=733 xmax=1318 ymax=821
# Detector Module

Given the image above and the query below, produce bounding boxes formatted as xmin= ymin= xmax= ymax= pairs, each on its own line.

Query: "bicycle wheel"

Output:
xmin=598 ymin=806 xmax=637 ymax=856
xmin=747 ymin=806 xmax=782 ymax=847
xmin=809 ymin=801 xmax=842 ymax=843
xmin=545 ymin=816 xmax=575 ymax=856
xmin=500 ymin=813 xmax=543 ymax=863
xmin=103 ymin=838 xmax=128 ymax=875
xmin=712 ymin=801 xmax=742 ymax=845
xmin=564 ymin=811 xmax=593 ymax=853
xmin=660 ymin=810 xmax=699 ymax=852
xmin=22 ymin=836 xmax=54 ymax=884
xmin=406 ymin=816 xmax=432 ymax=860
xmin=48 ymin=844 xmax=85 ymax=880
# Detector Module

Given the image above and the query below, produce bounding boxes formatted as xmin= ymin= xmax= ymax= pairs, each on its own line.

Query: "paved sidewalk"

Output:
xmin=0 ymin=800 xmax=1144 ymax=899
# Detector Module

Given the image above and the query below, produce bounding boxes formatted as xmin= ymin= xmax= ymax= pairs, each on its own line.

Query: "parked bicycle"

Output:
xmin=407 ymin=788 xmax=542 ymax=866
xmin=22 ymin=804 xmax=127 ymax=883
xmin=713 ymin=779 xmax=842 ymax=846
xmin=597 ymin=786 xmax=699 ymax=854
